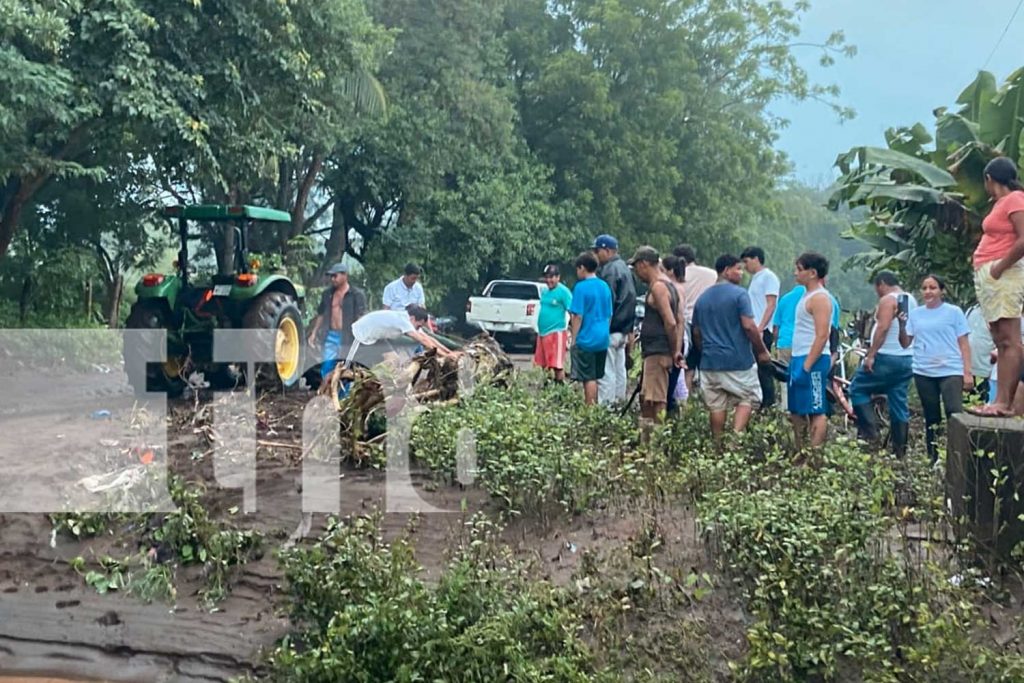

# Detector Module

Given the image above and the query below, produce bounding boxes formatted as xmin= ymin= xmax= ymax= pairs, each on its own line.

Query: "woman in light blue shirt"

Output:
xmin=897 ymin=275 xmax=972 ymax=462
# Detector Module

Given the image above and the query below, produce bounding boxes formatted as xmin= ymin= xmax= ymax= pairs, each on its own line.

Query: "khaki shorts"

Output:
xmin=641 ymin=354 xmax=674 ymax=403
xmin=701 ymin=366 xmax=762 ymax=412
xmin=975 ymin=260 xmax=1024 ymax=323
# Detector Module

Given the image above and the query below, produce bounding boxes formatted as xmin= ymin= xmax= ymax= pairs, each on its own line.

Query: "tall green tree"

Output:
xmin=505 ymin=0 xmax=855 ymax=255
xmin=0 ymin=0 xmax=205 ymax=263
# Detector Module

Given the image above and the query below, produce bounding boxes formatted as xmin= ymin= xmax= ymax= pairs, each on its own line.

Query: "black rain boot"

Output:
xmin=891 ymin=421 xmax=909 ymax=459
xmin=924 ymin=424 xmax=938 ymax=464
xmin=853 ymin=402 xmax=880 ymax=444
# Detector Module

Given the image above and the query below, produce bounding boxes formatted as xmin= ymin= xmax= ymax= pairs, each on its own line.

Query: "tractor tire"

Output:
xmin=242 ymin=291 xmax=305 ymax=391
xmin=123 ymin=300 xmax=186 ymax=398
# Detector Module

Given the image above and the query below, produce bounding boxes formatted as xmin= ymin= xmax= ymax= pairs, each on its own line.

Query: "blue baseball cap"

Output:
xmin=592 ymin=234 xmax=618 ymax=250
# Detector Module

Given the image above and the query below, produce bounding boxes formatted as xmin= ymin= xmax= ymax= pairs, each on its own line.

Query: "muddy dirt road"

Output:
xmin=0 ymin=363 xmax=715 ymax=682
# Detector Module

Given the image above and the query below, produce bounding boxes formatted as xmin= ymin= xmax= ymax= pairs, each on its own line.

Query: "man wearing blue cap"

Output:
xmin=593 ymin=234 xmax=636 ymax=404
xmin=307 ymin=262 xmax=367 ymax=379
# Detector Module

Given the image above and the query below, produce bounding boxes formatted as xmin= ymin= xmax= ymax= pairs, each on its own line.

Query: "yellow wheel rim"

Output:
xmin=276 ymin=317 xmax=300 ymax=381
xmin=162 ymin=357 xmax=184 ymax=380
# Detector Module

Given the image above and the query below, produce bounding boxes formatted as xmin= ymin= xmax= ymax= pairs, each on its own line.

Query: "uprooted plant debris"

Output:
xmin=314 ymin=335 xmax=514 ymax=462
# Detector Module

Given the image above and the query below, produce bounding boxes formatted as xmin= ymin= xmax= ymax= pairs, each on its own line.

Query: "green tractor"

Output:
xmin=124 ymin=204 xmax=306 ymax=396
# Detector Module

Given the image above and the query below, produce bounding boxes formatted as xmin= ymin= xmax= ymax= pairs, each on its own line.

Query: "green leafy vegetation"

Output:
xmin=55 ymin=475 xmax=261 ymax=606
xmin=404 ymin=380 xmax=1024 ymax=680
xmin=2 ymin=0 xmax=861 ymax=324
xmin=270 ymin=513 xmax=607 ymax=682
xmin=830 ymin=67 xmax=1024 ymax=305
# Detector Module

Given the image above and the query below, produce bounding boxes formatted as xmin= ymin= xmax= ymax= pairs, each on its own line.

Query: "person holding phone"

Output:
xmin=898 ymin=275 xmax=972 ymax=462
xmin=848 ymin=271 xmax=916 ymax=455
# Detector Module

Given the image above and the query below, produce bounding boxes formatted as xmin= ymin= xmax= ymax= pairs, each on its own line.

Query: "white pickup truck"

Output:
xmin=465 ymin=279 xmax=546 ymax=349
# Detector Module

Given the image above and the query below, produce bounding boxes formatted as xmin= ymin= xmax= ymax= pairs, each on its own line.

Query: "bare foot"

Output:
xmin=967 ymin=404 xmax=1012 ymax=417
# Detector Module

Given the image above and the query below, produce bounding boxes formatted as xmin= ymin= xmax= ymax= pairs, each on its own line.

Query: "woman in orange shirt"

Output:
xmin=971 ymin=157 xmax=1024 ymax=416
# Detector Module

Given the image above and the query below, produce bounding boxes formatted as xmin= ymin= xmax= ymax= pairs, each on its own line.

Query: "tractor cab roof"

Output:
xmin=162 ymin=204 xmax=291 ymax=223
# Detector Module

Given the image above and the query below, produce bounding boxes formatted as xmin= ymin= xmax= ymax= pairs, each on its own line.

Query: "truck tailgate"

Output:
xmin=467 ymin=298 xmax=536 ymax=329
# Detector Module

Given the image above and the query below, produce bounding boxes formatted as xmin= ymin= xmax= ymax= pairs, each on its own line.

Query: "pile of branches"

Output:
xmin=315 ymin=335 xmax=513 ymax=460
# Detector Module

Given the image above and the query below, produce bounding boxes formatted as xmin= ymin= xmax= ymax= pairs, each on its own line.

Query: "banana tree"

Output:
xmin=829 ymin=68 xmax=1024 ymax=306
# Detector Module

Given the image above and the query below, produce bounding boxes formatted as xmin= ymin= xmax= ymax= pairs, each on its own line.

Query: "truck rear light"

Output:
xmin=141 ymin=274 xmax=164 ymax=287
xmin=526 ymin=303 xmax=536 ymax=316
xmin=236 ymin=273 xmax=258 ymax=287
xmin=466 ymin=300 xmax=472 ymax=312
xmin=164 ymin=206 xmax=183 ymax=217
xmin=228 ymin=205 xmax=245 ymax=216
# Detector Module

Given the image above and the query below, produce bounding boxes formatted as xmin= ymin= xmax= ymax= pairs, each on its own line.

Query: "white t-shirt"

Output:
xmin=351 ymin=310 xmax=415 ymax=344
xmin=748 ymin=268 xmax=780 ymax=326
xmin=872 ymin=292 xmax=916 ymax=357
xmin=905 ymin=302 xmax=970 ymax=377
xmin=382 ymin=277 xmax=425 ymax=311
xmin=966 ymin=305 xmax=995 ymax=378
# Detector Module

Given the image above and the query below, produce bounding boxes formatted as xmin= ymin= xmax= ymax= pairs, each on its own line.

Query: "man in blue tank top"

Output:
xmin=848 ymin=271 xmax=916 ymax=456
xmin=788 ymin=252 xmax=833 ymax=450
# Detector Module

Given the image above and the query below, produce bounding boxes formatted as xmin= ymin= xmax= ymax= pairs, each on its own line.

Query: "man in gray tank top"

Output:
xmin=848 ymin=271 xmax=915 ymax=455
xmin=629 ymin=246 xmax=683 ymax=423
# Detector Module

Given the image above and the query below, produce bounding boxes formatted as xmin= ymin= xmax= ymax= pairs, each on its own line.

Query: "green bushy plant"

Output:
xmin=271 ymin=512 xmax=607 ymax=682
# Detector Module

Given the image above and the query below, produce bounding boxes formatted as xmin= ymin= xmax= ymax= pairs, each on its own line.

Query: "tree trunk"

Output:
xmin=290 ymin=153 xmax=324 ymax=240
xmin=104 ymin=275 xmax=123 ymax=328
xmin=318 ymin=199 xmax=349 ymax=279
xmin=215 ymin=225 xmax=236 ymax=274
xmin=18 ymin=275 xmax=32 ymax=325
xmin=0 ymin=177 xmax=39 ymax=263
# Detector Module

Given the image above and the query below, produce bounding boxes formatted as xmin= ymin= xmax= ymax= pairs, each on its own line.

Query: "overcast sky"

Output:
xmin=772 ymin=0 xmax=1024 ymax=186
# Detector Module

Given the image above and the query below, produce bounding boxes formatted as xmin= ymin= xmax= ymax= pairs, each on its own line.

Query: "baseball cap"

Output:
xmin=327 ymin=262 xmax=348 ymax=275
xmin=591 ymin=234 xmax=619 ymax=250
xmin=628 ymin=246 xmax=660 ymax=265
xmin=542 ymin=265 xmax=559 ymax=277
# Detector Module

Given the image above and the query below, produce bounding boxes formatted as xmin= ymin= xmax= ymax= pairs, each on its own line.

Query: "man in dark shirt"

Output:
xmin=691 ymin=254 xmax=771 ymax=440
xmin=593 ymin=234 xmax=636 ymax=405
xmin=629 ymin=246 xmax=683 ymax=422
xmin=306 ymin=263 xmax=367 ymax=379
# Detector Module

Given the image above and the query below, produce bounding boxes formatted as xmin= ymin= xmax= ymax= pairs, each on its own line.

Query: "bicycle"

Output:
xmin=827 ymin=322 xmax=890 ymax=438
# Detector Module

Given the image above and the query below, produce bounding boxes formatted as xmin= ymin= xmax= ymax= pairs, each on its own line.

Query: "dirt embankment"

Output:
xmin=0 ymin=367 xmax=737 ymax=682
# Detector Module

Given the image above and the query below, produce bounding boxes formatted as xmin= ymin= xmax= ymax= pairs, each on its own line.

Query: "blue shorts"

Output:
xmin=788 ymin=354 xmax=831 ymax=416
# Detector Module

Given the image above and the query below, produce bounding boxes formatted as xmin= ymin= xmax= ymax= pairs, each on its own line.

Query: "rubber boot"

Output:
xmin=853 ymin=402 xmax=880 ymax=444
xmin=891 ymin=421 xmax=909 ymax=459
xmin=924 ymin=424 xmax=938 ymax=464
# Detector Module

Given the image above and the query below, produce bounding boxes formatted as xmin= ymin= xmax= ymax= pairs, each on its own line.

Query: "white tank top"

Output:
xmin=792 ymin=288 xmax=832 ymax=357
xmin=872 ymin=292 xmax=915 ymax=356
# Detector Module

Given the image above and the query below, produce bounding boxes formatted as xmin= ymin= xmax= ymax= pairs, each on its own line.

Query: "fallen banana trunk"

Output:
xmin=315 ymin=335 xmax=513 ymax=462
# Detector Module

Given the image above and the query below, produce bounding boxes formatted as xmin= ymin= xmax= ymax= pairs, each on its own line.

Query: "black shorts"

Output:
xmin=685 ymin=344 xmax=701 ymax=372
xmin=571 ymin=347 xmax=607 ymax=383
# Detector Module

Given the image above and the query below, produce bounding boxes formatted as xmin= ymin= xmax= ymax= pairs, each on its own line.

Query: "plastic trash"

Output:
xmin=91 ymin=409 xmax=112 ymax=420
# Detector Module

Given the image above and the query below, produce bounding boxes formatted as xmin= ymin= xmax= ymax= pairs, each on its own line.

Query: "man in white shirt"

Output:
xmin=741 ymin=246 xmax=781 ymax=409
xmin=849 ymin=271 xmax=916 ymax=456
xmin=382 ymin=263 xmax=426 ymax=311
xmin=672 ymin=244 xmax=718 ymax=393
xmin=346 ymin=305 xmax=454 ymax=367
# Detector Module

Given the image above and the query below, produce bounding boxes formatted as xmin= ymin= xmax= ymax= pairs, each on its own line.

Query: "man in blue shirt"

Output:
xmin=569 ymin=251 xmax=613 ymax=405
xmin=691 ymin=254 xmax=771 ymax=440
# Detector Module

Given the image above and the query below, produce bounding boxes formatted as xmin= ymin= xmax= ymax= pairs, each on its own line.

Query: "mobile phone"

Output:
xmin=897 ymin=294 xmax=909 ymax=316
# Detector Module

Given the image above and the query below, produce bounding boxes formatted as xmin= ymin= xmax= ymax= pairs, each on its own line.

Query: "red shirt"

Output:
xmin=974 ymin=190 xmax=1024 ymax=267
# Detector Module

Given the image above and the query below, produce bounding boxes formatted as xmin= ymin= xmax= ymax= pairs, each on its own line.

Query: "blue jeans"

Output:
xmin=848 ymin=353 xmax=913 ymax=424
xmin=321 ymin=330 xmax=344 ymax=380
